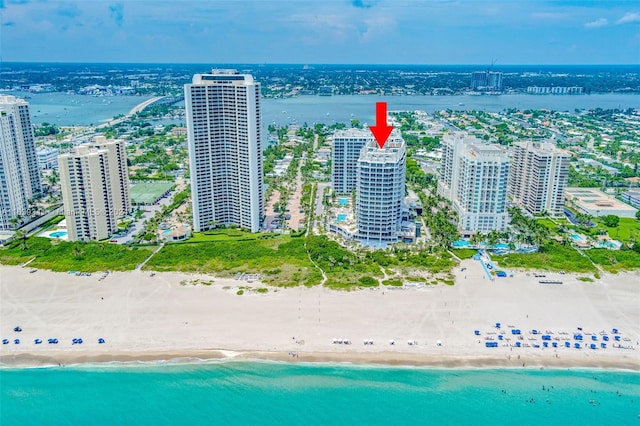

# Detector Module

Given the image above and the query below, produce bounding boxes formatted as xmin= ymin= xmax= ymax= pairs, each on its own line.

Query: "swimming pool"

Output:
xmin=336 ymin=214 xmax=347 ymax=223
xmin=571 ymin=233 xmax=585 ymax=242
xmin=50 ymin=231 xmax=67 ymax=238
xmin=339 ymin=197 xmax=349 ymax=206
xmin=493 ymin=243 xmax=509 ymax=250
xmin=453 ymin=240 xmax=470 ymax=248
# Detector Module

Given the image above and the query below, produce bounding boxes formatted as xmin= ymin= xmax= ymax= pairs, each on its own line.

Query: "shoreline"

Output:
xmin=2 ymin=264 xmax=638 ymax=372
xmin=1 ymin=349 xmax=639 ymax=371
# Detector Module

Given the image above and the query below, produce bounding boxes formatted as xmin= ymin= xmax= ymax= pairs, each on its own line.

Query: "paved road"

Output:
xmin=96 ymin=96 xmax=164 ymax=129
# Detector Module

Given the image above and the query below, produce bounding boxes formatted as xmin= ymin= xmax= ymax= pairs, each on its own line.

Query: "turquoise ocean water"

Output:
xmin=1 ymin=362 xmax=638 ymax=425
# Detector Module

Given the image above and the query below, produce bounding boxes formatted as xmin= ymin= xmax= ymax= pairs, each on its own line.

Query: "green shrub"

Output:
xmin=358 ymin=276 xmax=378 ymax=287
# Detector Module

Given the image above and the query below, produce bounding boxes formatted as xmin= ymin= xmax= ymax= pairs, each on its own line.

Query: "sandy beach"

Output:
xmin=1 ymin=260 xmax=639 ymax=369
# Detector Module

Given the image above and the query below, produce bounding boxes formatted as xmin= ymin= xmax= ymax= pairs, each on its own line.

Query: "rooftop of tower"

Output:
xmin=359 ymin=138 xmax=406 ymax=164
xmin=191 ymin=70 xmax=255 ymax=85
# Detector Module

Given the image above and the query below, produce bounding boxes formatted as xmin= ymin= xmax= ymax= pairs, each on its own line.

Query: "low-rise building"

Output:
xmin=37 ymin=147 xmax=60 ymax=169
xmin=564 ymin=187 xmax=638 ymax=218
xmin=620 ymin=190 xmax=640 ymax=209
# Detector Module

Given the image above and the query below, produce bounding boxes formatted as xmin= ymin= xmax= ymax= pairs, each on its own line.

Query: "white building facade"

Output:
xmin=332 ymin=128 xmax=373 ymax=194
xmin=0 ymin=95 xmax=42 ymax=230
xmin=508 ymin=141 xmax=570 ymax=217
xmin=438 ymin=133 xmax=510 ymax=234
xmin=185 ymin=70 xmax=263 ymax=233
xmin=356 ymin=138 xmax=406 ymax=244
xmin=332 ymin=128 xmax=405 ymax=195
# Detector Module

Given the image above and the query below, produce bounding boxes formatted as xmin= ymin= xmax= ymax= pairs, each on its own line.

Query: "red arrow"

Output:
xmin=369 ymin=102 xmax=393 ymax=149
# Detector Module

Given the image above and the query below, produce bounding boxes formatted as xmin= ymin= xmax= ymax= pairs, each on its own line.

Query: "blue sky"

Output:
xmin=1 ymin=0 xmax=639 ymax=64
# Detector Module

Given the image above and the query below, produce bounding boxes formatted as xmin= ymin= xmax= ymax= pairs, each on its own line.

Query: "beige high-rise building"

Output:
xmin=92 ymin=136 xmax=131 ymax=217
xmin=58 ymin=141 xmax=130 ymax=241
xmin=508 ymin=141 xmax=570 ymax=217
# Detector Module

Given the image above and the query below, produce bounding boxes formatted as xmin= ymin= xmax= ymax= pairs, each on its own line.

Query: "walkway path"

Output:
xmin=136 ymin=242 xmax=165 ymax=270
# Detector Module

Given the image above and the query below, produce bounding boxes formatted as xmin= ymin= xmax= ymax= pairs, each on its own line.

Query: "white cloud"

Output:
xmin=616 ymin=12 xmax=640 ymax=25
xmin=584 ymin=18 xmax=608 ymax=28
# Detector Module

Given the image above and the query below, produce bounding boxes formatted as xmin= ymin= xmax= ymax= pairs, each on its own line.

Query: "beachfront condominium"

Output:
xmin=332 ymin=128 xmax=405 ymax=194
xmin=91 ymin=136 xmax=132 ymax=217
xmin=356 ymin=136 xmax=406 ymax=244
xmin=0 ymin=95 xmax=42 ymax=230
xmin=438 ymin=132 xmax=510 ymax=235
xmin=332 ymin=128 xmax=374 ymax=194
xmin=58 ymin=140 xmax=131 ymax=241
xmin=508 ymin=141 xmax=570 ymax=217
xmin=185 ymin=69 xmax=263 ymax=232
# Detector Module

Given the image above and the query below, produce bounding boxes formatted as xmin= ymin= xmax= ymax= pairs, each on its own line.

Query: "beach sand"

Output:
xmin=1 ymin=261 xmax=639 ymax=369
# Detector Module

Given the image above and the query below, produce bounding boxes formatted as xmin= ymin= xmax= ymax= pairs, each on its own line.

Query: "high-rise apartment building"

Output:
xmin=92 ymin=136 xmax=131 ymax=217
xmin=0 ymin=95 xmax=41 ymax=230
xmin=58 ymin=145 xmax=118 ymax=241
xmin=185 ymin=69 xmax=263 ymax=232
xmin=332 ymin=128 xmax=403 ymax=194
xmin=356 ymin=138 xmax=406 ymax=244
xmin=438 ymin=133 xmax=510 ymax=234
xmin=332 ymin=128 xmax=373 ymax=194
xmin=508 ymin=141 xmax=570 ymax=217
xmin=471 ymin=71 xmax=503 ymax=91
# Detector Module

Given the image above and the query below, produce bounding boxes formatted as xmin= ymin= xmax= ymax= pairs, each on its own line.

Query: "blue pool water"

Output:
xmin=1 ymin=363 xmax=638 ymax=425
xmin=493 ymin=243 xmax=509 ymax=250
xmin=336 ymin=214 xmax=347 ymax=223
xmin=162 ymin=229 xmax=172 ymax=235
xmin=49 ymin=231 xmax=67 ymax=238
xmin=453 ymin=240 xmax=471 ymax=248
xmin=572 ymin=234 xmax=584 ymax=242
xmin=339 ymin=197 xmax=349 ymax=206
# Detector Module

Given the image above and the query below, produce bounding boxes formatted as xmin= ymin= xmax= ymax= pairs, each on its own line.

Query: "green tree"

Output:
xmin=601 ymin=215 xmax=620 ymax=228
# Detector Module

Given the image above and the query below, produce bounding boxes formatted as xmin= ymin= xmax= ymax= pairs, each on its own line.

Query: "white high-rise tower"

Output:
xmin=0 ymin=95 xmax=41 ymax=230
xmin=438 ymin=132 xmax=510 ymax=234
xmin=356 ymin=135 xmax=406 ymax=244
xmin=185 ymin=70 xmax=264 ymax=232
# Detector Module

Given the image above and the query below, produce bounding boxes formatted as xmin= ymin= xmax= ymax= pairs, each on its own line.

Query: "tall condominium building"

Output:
xmin=471 ymin=71 xmax=503 ymax=91
xmin=508 ymin=141 xmax=570 ymax=217
xmin=332 ymin=128 xmax=403 ymax=194
xmin=58 ymin=145 xmax=120 ymax=241
xmin=438 ymin=133 xmax=510 ymax=234
xmin=356 ymin=138 xmax=406 ymax=244
xmin=185 ymin=69 xmax=263 ymax=233
xmin=91 ymin=136 xmax=131 ymax=217
xmin=0 ymin=95 xmax=41 ymax=230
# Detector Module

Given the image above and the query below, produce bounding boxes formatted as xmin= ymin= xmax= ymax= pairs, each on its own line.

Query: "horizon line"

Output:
xmin=1 ymin=61 xmax=638 ymax=67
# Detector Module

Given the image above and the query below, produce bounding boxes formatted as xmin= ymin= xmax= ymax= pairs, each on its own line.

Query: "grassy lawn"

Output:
xmin=536 ymin=218 xmax=560 ymax=231
xmin=495 ymin=242 xmax=596 ymax=273
xmin=602 ymin=218 xmax=640 ymax=242
xmin=584 ymin=249 xmax=640 ymax=273
xmin=451 ymin=248 xmax=477 ymax=260
xmin=0 ymin=237 xmax=155 ymax=271
xmin=145 ymin=235 xmax=321 ymax=287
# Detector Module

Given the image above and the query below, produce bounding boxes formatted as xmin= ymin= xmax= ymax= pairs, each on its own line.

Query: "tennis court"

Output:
xmin=130 ymin=181 xmax=174 ymax=205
